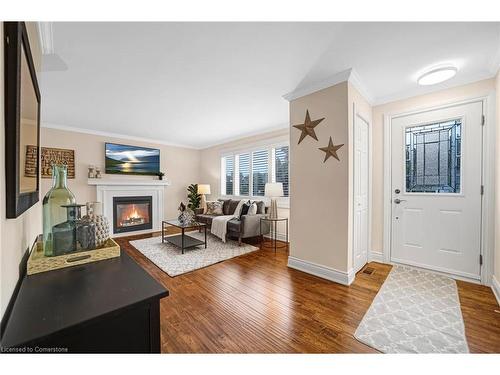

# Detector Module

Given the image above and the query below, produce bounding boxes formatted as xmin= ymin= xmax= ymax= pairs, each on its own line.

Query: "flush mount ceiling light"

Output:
xmin=417 ymin=66 xmax=458 ymax=86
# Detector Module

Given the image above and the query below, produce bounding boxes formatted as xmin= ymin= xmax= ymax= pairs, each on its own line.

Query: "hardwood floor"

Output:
xmin=116 ymin=230 xmax=500 ymax=353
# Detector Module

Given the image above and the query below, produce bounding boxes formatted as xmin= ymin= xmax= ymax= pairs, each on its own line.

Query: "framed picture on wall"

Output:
xmin=39 ymin=147 xmax=76 ymax=178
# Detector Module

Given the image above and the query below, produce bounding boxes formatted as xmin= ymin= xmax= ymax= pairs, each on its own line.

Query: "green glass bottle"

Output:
xmin=43 ymin=164 xmax=76 ymax=256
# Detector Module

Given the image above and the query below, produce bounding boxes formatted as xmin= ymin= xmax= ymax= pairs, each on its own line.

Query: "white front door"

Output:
xmin=354 ymin=114 xmax=369 ymax=273
xmin=391 ymin=101 xmax=483 ymax=280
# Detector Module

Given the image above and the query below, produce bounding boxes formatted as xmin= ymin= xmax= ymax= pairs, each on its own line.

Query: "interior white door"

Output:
xmin=391 ymin=101 xmax=483 ymax=280
xmin=354 ymin=114 xmax=369 ymax=273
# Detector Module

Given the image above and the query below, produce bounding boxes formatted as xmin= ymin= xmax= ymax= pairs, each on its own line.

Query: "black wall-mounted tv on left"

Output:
xmin=105 ymin=142 xmax=160 ymax=175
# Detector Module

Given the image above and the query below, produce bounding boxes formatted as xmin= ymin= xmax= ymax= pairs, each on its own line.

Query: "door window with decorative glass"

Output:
xmin=405 ymin=119 xmax=461 ymax=193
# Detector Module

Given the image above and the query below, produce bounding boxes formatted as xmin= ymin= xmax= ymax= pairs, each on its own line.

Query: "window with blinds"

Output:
xmin=238 ymin=153 xmax=250 ymax=196
xmin=220 ymin=142 xmax=289 ymax=199
xmin=252 ymin=150 xmax=269 ymax=196
xmin=224 ymin=156 xmax=234 ymax=195
xmin=274 ymin=146 xmax=289 ymax=197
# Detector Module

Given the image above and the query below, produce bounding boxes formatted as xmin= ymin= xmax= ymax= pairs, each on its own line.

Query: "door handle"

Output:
xmin=394 ymin=198 xmax=406 ymax=204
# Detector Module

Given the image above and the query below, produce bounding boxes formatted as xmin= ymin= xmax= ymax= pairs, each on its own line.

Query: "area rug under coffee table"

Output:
xmin=354 ymin=265 xmax=469 ymax=353
xmin=130 ymin=231 xmax=258 ymax=277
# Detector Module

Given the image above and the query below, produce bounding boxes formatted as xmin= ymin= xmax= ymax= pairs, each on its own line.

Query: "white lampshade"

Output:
xmin=197 ymin=184 xmax=211 ymax=195
xmin=265 ymin=182 xmax=283 ymax=198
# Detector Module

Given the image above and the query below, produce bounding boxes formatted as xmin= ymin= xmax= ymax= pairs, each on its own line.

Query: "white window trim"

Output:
xmin=220 ymin=136 xmax=290 ymax=209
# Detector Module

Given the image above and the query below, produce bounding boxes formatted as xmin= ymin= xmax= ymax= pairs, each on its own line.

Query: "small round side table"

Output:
xmin=260 ymin=217 xmax=288 ymax=253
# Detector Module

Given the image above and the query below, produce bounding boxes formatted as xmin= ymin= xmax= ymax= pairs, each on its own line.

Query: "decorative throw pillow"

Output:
xmin=232 ymin=199 xmax=245 ymax=218
xmin=206 ymin=201 xmax=223 ymax=215
xmin=218 ymin=199 xmax=231 ymax=215
xmin=239 ymin=200 xmax=251 ymax=219
xmin=247 ymin=202 xmax=258 ymax=215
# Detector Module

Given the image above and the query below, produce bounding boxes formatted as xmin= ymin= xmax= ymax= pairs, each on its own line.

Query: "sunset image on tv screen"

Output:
xmin=105 ymin=143 xmax=160 ymax=175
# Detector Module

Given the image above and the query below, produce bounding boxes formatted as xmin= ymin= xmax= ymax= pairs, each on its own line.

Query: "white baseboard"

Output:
xmin=492 ymin=275 xmax=500 ymax=307
xmin=264 ymin=232 xmax=288 ymax=242
xmin=369 ymin=251 xmax=386 ymax=263
xmin=287 ymin=256 xmax=354 ymax=286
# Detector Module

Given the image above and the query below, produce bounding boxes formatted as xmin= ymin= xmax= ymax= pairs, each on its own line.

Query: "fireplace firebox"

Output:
xmin=113 ymin=196 xmax=153 ymax=234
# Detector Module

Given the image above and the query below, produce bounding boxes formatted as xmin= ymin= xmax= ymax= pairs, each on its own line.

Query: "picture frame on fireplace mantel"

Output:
xmin=4 ymin=22 xmax=41 ymax=218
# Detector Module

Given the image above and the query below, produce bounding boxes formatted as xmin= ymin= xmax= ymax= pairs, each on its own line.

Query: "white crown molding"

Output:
xmin=348 ymin=68 xmax=375 ymax=105
xmin=218 ymin=133 xmax=288 ymax=155
xmin=488 ymin=26 xmax=500 ymax=75
xmin=283 ymin=68 xmax=353 ymax=102
xmin=199 ymin=123 xmax=289 ymax=150
xmin=284 ymin=65 xmax=497 ymax=107
xmin=282 ymin=68 xmax=374 ymax=106
xmin=37 ymin=22 xmax=54 ymax=55
xmin=372 ymin=71 xmax=497 ymax=106
xmin=287 ymin=256 xmax=354 ymax=286
xmin=492 ymin=275 xmax=500 ymax=307
xmin=41 ymin=122 xmax=199 ymax=149
xmin=42 ymin=121 xmax=289 ymax=151
xmin=488 ymin=50 xmax=500 ymax=75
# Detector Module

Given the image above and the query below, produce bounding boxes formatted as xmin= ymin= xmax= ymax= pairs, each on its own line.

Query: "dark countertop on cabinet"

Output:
xmin=1 ymin=251 xmax=168 ymax=348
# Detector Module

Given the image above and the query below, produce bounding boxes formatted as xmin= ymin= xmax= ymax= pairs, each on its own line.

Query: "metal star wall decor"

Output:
xmin=293 ymin=110 xmax=325 ymax=144
xmin=319 ymin=136 xmax=344 ymax=163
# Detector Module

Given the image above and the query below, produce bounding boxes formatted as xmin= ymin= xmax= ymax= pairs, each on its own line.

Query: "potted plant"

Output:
xmin=187 ymin=184 xmax=201 ymax=210
xmin=157 ymin=172 xmax=165 ymax=180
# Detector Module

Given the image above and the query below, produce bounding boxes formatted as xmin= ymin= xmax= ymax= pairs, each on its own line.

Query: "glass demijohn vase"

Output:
xmin=52 ymin=204 xmax=83 ymax=255
xmin=43 ymin=164 xmax=76 ymax=256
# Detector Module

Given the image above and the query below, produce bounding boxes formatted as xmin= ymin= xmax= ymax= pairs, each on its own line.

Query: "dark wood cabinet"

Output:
xmin=1 ymin=252 xmax=168 ymax=353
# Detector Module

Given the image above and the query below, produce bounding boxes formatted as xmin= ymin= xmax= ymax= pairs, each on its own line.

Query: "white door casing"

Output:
xmin=353 ymin=113 xmax=369 ymax=273
xmin=390 ymin=101 xmax=483 ymax=280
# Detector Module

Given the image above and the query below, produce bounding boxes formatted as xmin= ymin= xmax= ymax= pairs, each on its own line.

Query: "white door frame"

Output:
xmin=382 ymin=93 xmax=495 ymax=285
xmin=352 ymin=103 xmax=372 ymax=274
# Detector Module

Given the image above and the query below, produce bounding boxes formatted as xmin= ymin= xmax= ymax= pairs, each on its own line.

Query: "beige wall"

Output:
xmin=19 ymin=122 xmax=38 ymax=193
xmin=199 ymin=128 xmax=290 ymax=237
xmin=371 ymin=78 xmax=496 ymax=253
xmin=289 ymin=82 xmax=350 ymax=272
xmin=495 ymin=70 xmax=500 ymax=284
xmin=41 ymin=127 xmax=201 ymax=220
xmin=1 ymin=23 xmax=43 ymax=318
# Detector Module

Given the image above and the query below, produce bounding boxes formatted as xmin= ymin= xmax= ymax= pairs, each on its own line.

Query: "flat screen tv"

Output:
xmin=105 ymin=143 xmax=160 ymax=175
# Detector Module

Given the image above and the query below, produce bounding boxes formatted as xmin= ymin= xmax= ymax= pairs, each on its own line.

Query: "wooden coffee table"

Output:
xmin=162 ymin=220 xmax=207 ymax=254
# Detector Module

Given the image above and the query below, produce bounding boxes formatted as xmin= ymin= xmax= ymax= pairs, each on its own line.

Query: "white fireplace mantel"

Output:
xmin=88 ymin=178 xmax=170 ymax=237
xmin=87 ymin=178 xmax=171 ymax=186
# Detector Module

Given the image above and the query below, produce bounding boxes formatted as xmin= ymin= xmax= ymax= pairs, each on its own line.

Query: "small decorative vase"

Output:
xmin=177 ymin=202 xmax=187 ymax=224
xmin=52 ymin=204 xmax=84 ymax=256
xmin=85 ymin=202 xmax=110 ymax=247
xmin=178 ymin=212 xmax=185 ymax=224
xmin=93 ymin=215 xmax=110 ymax=247
xmin=183 ymin=209 xmax=194 ymax=224
xmin=43 ymin=164 xmax=76 ymax=256
xmin=77 ymin=214 xmax=96 ymax=250
xmin=88 ymin=165 xmax=95 ymax=178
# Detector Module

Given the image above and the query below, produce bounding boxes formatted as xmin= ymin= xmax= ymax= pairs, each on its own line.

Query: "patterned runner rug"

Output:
xmin=354 ymin=265 xmax=469 ymax=353
xmin=130 ymin=231 xmax=258 ymax=277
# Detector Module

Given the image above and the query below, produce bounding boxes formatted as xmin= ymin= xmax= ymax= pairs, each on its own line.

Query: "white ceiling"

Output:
xmin=40 ymin=22 xmax=500 ymax=149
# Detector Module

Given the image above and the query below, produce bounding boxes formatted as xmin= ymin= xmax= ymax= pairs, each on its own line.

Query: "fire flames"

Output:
xmin=118 ymin=203 xmax=149 ymax=227
xmin=127 ymin=205 xmax=140 ymax=220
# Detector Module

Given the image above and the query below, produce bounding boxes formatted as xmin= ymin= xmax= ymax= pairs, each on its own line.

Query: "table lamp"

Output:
xmin=265 ymin=182 xmax=283 ymax=219
xmin=197 ymin=184 xmax=211 ymax=213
